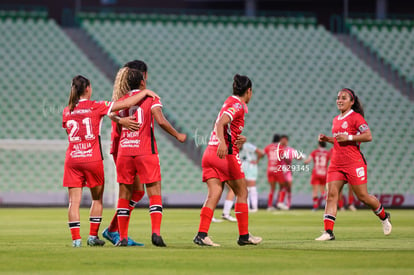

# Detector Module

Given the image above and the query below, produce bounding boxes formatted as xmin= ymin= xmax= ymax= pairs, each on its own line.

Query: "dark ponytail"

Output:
xmin=342 ymin=88 xmax=365 ymax=117
xmin=69 ymin=75 xmax=90 ymax=111
xmin=233 ymin=74 xmax=252 ymax=96
xmin=125 ymin=68 xmax=144 ymax=91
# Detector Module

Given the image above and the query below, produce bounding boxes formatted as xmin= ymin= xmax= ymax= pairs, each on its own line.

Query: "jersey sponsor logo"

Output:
xmin=73 ymin=143 xmax=92 ymax=150
xmin=120 ymin=139 xmax=141 ymax=147
xmin=341 ymin=121 xmax=348 ymax=129
xmin=356 ymin=167 xmax=365 ymax=178
xmin=333 ymin=131 xmax=349 ymax=137
xmin=70 ymin=148 xmax=93 ymax=158
xmin=358 ymin=124 xmax=369 ymax=132
xmin=227 ymin=107 xmax=236 ymax=115
xmin=233 ymin=103 xmax=242 ymax=110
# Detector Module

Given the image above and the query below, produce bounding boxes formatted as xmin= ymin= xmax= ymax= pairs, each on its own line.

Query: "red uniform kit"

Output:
xmin=202 ymin=96 xmax=247 ymax=182
xmin=310 ymin=148 xmax=331 ymax=185
xmin=62 ymin=99 xmax=114 ymax=188
xmin=327 ymin=110 xmax=369 ymax=185
xmin=264 ymin=143 xmax=285 ymax=183
xmin=113 ymin=90 xmax=163 ymax=185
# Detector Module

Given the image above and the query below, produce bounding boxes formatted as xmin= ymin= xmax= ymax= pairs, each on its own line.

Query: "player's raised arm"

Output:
xmin=152 ymin=106 xmax=187 ymax=143
xmin=111 ymin=89 xmax=160 ymax=112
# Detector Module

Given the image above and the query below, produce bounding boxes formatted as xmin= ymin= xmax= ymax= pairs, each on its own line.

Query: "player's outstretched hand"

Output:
xmin=176 ymin=133 xmax=187 ymax=143
xmin=235 ymin=135 xmax=247 ymax=149
xmin=119 ymin=116 xmax=141 ymax=132
xmin=318 ymin=134 xmax=329 ymax=142
xmin=217 ymin=142 xmax=228 ymax=159
xmin=143 ymin=89 xmax=161 ymax=100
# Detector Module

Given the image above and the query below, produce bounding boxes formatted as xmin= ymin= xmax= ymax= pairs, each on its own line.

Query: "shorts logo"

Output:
xmin=356 ymin=167 xmax=365 ymax=178
xmin=341 ymin=121 xmax=348 ymax=129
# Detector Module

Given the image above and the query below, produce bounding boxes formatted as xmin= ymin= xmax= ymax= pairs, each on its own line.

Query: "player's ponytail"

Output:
xmin=342 ymin=88 xmax=365 ymax=117
xmin=233 ymin=74 xmax=252 ymax=96
xmin=112 ymin=67 xmax=144 ymax=101
xmin=69 ymin=75 xmax=90 ymax=111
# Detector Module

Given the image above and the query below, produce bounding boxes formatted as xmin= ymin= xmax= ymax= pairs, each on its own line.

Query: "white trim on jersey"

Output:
xmin=338 ymin=109 xmax=354 ymax=120
xmin=231 ymin=95 xmax=242 ymax=102
xmin=151 ymin=104 xmax=163 ymax=109
xmin=78 ymin=99 xmax=87 ymax=102
xmin=222 ymin=111 xmax=234 ymax=122
xmin=106 ymin=102 xmax=114 ymax=116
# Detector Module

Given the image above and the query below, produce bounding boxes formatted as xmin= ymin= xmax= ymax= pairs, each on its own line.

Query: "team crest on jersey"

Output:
xmin=233 ymin=103 xmax=242 ymax=110
xmin=356 ymin=167 xmax=365 ymax=178
xmin=341 ymin=121 xmax=348 ymax=129
xmin=227 ymin=107 xmax=236 ymax=115
xmin=358 ymin=124 xmax=369 ymax=132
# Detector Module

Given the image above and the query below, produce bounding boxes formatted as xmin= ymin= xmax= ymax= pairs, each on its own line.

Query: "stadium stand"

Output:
xmin=347 ymin=18 xmax=414 ymax=85
xmin=79 ymin=13 xmax=414 ymax=196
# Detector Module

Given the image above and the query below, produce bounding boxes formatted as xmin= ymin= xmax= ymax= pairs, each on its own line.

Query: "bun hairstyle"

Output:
xmin=68 ymin=75 xmax=90 ymax=111
xmin=341 ymin=88 xmax=365 ymax=117
xmin=273 ymin=134 xmax=280 ymax=143
xmin=233 ymin=74 xmax=252 ymax=96
xmin=112 ymin=67 xmax=144 ymax=101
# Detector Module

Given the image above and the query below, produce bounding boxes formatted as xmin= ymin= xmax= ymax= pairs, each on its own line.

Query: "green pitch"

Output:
xmin=1 ymin=208 xmax=413 ymax=274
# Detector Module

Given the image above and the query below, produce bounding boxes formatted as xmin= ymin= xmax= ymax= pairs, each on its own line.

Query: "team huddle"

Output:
xmin=62 ymin=60 xmax=392 ymax=247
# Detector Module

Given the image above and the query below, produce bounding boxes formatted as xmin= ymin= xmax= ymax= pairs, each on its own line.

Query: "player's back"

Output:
xmin=264 ymin=143 xmax=284 ymax=172
xmin=117 ymin=90 xmax=162 ymax=156
xmin=62 ymin=99 xmax=112 ymax=163
xmin=312 ymin=148 xmax=331 ymax=176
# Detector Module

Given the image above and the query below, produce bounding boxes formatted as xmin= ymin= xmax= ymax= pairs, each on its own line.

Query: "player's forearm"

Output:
xmin=108 ymin=113 xmax=121 ymax=123
xmin=215 ymin=121 xmax=227 ymax=145
xmin=325 ymin=136 xmax=335 ymax=144
xmin=349 ymin=131 xmax=372 ymax=143
xmin=112 ymin=92 xmax=148 ymax=112
xmin=158 ymin=118 xmax=180 ymax=139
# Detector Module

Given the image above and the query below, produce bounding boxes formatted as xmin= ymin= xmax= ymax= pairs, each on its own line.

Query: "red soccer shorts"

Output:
xmin=311 ymin=174 xmax=327 ymax=186
xmin=202 ymin=147 xmax=245 ymax=182
xmin=63 ymin=160 xmax=104 ymax=188
xmin=267 ymin=171 xmax=286 ymax=183
xmin=116 ymin=154 xmax=161 ymax=185
xmin=327 ymin=165 xmax=368 ymax=185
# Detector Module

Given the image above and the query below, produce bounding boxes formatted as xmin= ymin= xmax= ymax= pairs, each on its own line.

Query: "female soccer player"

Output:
xmin=264 ymin=134 xmax=286 ymax=211
xmin=193 ymin=74 xmax=262 ymax=246
xmin=108 ymin=67 xmax=186 ymax=247
xmin=62 ymin=75 xmax=159 ymax=247
xmin=304 ymin=141 xmax=331 ymax=211
xmin=103 ymin=60 xmax=151 ymax=246
xmin=240 ymin=141 xmax=264 ymax=212
xmin=315 ymin=88 xmax=392 ymax=241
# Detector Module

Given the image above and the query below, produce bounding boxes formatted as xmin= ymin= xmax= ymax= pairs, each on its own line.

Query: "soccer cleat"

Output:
xmin=249 ymin=208 xmax=258 ymax=213
xmin=315 ymin=231 xmax=335 ymax=241
xmin=311 ymin=208 xmax=318 ymax=212
xmin=348 ymin=205 xmax=357 ymax=211
xmin=127 ymin=237 xmax=145 ymax=247
xmin=237 ymin=233 xmax=262 ymax=246
xmin=267 ymin=206 xmax=276 ymax=212
xmin=72 ymin=239 xmax=81 ymax=248
xmin=151 ymin=233 xmax=167 ymax=247
xmin=115 ymin=238 xmax=128 ymax=247
xmin=193 ymin=235 xmax=220 ymax=247
xmin=277 ymin=202 xmax=289 ymax=210
xmin=102 ymin=228 xmax=119 ymax=245
xmin=381 ymin=212 xmax=392 ymax=236
xmin=222 ymin=214 xmax=237 ymax=222
xmin=87 ymin=236 xmax=105 ymax=246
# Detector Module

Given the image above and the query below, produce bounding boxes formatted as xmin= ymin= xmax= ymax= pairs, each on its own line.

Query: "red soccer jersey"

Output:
xmin=310 ymin=148 xmax=331 ymax=177
xmin=264 ymin=143 xmax=285 ymax=173
xmin=207 ymin=96 xmax=247 ymax=155
xmin=115 ymin=90 xmax=162 ymax=157
xmin=330 ymin=110 xmax=368 ymax=167
xmin=62 ymin=99 xmax=113 ymax=163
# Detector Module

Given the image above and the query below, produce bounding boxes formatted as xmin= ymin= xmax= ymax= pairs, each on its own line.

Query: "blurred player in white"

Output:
xmin=62 ymin=75 xmax=159 ymax=247
xmin=304 ymin=141 xmax=331 ymax=211
xmin=239 ymin=142 xmax=264 ymax=212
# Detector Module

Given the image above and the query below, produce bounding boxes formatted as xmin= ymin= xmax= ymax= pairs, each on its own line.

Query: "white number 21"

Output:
xmin=67 ymin=118 xmax=95 ymax=142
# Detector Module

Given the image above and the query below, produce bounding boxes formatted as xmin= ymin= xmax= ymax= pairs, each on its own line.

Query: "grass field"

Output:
xmin=1 ymin=208 xmax=413 ymax=274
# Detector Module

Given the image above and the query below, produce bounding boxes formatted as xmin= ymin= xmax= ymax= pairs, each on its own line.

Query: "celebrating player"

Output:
xmin=103 ymin=60 xmax=151 ymax=246
xmin=193 ymin=74 xmax=262 ymax=246
xmin=240 ymin=141 xmax=264 ymax=212
xmin=315 ymin=88 xmax=392 ymax=241
xmin=304 ymin=141 xmax=331 ymax=211
xmin=107 ymin=67 xmax=186 ymax=247
xmin=62 ymin=75 xmax=159 ymax=247
xmin=264 ymin=134 xmax=286 ymax=211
